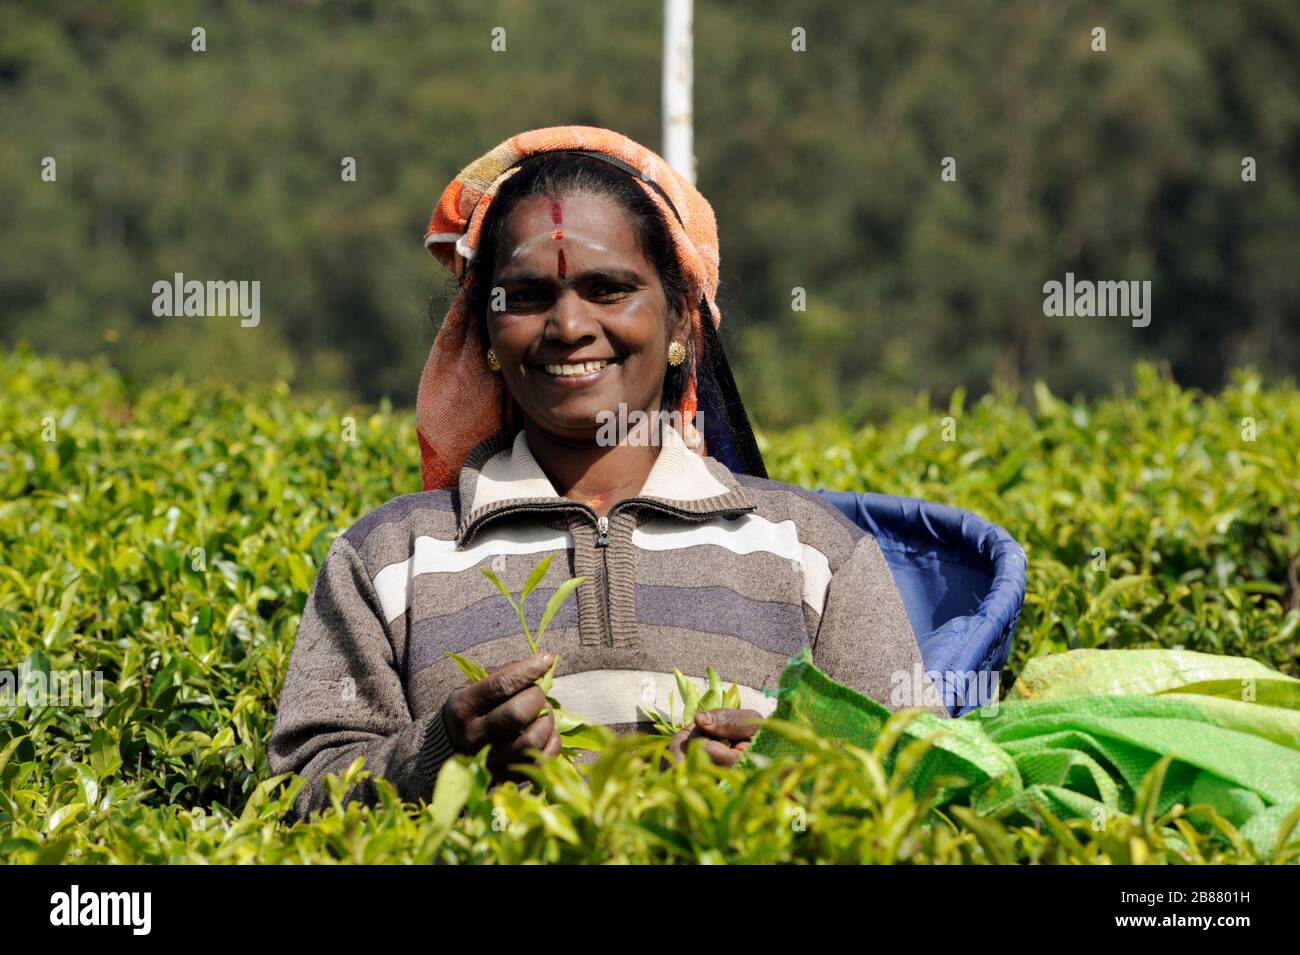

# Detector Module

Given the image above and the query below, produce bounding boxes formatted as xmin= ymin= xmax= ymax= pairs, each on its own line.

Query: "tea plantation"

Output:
xmin=1 ymin=347 xmax=1297 ymax=863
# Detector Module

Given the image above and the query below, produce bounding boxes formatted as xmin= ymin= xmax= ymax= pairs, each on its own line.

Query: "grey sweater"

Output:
xmin=267 ymin=423 xmax=948 ymax=819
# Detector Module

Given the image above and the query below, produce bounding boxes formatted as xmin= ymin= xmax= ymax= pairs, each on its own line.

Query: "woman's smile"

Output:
xmin=531 ymin=356 xmax=623 ymax=388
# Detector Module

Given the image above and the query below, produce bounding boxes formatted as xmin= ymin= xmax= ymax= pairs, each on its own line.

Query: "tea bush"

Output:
xmin=1 ymin=346 xmax=1296 ymax=864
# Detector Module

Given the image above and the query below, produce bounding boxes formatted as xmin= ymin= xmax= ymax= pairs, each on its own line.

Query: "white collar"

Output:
xmin=470 ymin=418 xmax=735 ymax=514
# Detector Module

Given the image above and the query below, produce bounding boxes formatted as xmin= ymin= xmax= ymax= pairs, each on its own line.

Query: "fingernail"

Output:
xmin=696 ymin=711 xmax=713 ymax=726
xmin=540 ymin=652 xmax=553 ymax=665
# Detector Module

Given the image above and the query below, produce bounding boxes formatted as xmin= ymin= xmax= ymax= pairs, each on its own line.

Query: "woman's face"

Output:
xmin=487 ymin=191 xmax=686 ymax=445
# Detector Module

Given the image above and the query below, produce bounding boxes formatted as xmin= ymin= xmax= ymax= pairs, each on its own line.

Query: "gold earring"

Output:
xmin=486 ymin=348 xmax=501 ymax=371
xmin=667 ymin=341 xmax=686 ymax=367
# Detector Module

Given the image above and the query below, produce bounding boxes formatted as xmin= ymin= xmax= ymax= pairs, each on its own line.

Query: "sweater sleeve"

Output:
xmin=810 ymin=533 xmax=951 ymax=719
xmin=267 ymin=535 xmax=458 ymax=821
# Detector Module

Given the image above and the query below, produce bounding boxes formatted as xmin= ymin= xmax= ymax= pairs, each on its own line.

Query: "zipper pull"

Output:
xmin=596 ymin=515 xmax=610 ymax=546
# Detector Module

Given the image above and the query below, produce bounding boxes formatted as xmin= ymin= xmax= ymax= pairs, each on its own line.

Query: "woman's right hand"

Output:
xmin=664 ymin=708 xmax=764 ymax=768
xmin=441 ymin=651 xmax=562 ymax=783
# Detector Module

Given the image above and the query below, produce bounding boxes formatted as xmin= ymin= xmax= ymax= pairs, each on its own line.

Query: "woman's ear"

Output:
xmin=669 ymin=300 xmax=692 ymax=351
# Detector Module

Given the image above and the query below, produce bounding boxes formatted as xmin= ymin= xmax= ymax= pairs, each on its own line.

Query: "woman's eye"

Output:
xmin=591 ymin=284 xmax=630 ymax=300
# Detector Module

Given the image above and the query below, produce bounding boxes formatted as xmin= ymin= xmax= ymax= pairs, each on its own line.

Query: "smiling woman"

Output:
xmin=267 ymin=126 xmax=947 ymax=821
xmin=463 ymin=152 xmax=698 ymax=455
xmin=471 ymin=167 xmax=705 ymax=515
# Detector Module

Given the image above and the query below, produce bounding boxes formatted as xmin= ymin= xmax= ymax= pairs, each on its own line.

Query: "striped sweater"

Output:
xmin=268 ymin=422 xmax=947 ymax=818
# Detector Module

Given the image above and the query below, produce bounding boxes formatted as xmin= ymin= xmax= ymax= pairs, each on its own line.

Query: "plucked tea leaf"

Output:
xmin=535 ymin=576 xmax=586 ymax=645
xmin=674 ymin=668 xmax=702 ymax=724
xmin=521 ymin=553 xmax=554 ymax=602
xmin=446 ymin=652 xmax=489 ymax=684
xmin=698 ymin=666 xmax=724 ymax=711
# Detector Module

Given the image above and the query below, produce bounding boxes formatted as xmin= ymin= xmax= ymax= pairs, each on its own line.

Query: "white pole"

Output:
xmin=662 ymin=0 xmax=695 ymax=186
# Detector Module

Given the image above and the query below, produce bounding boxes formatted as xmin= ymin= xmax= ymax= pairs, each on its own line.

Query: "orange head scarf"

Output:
xmin=418 ymin=125 xmax=763 ymax=491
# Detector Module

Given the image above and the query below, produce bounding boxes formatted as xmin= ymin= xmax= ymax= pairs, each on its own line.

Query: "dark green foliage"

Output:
xmin=3 ymin=1 xmax=1299 ymax=420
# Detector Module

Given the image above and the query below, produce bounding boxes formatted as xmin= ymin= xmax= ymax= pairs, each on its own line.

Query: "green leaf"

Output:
xmin=537 ymin=657 xmax=558 ymax=694
xmin=698 ymin=666 xmax=724 ymax=711
xmin=625 ymin=820 xmax=694 ymax=856
xmin=74 ymin=763 xmax=99 ymax=808
xmin=47 ymin=803 xmax=86 ymax=835
xmin=521 ymin=553 xmax=554 ymax=602
xmin=479 ymin=566 xmax=516 ymax=607
xmin=35 ymin=838 xmax=72 ymax=865
xmin=481 ymin=566 xmax=531 ymax=648
xmin=88 ymin=728 xmax=122 ymax=779
xmin=949 ymin=806 xmax=1016 ymax=864
xmin=536 ymin=804 xmax=581 ymax=844
xmin=551 ymin=706 xmax=592 ymax=735
xmin=1080 ymin=575 xmax=1149 ymax=623
xmin=674 ymin=668 xmax=702 ymax=724
xmin=430 ymin=759 xmax=473 ymax=830
xmin=558 ymin=725 xmax=610 ymax=751
xmin=1270 ymin=803 xmax=1300 ymax=863
xmin=0 ymin=734 xmax=28 ymax=777
xmin=639 ymin=704 xmax=678 ymax=737
xmin=446 ymin=651 xmax=489 ymax=684
xmin=1136 ymin=754 xmax=1175 ymax=833
xmin=535 ymin=576 xmax=585 ymax=645
xmin=638 ymin=699 xmax=681 ymax=735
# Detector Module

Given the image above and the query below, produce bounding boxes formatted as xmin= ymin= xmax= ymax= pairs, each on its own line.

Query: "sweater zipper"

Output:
xmin=461 ymin=497 xmax=757 ymax=645
xmin=461 ymin=500 xmax=617 ymax=645
xmin=596 ymin=515 xmax=611 ymax=643
xmin=591 ymin=497 xmax=759 ymax=645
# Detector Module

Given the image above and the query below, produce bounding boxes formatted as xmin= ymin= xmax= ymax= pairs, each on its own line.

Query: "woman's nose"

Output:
xmin=544 ymin=289 xmax=599 ymax=342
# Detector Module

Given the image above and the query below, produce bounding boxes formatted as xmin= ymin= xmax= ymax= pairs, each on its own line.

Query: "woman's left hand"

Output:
xmin=666 ymin=708 xmax=764 ymax=767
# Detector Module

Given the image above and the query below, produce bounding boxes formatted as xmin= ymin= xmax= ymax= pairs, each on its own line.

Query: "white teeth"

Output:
xmin=544 ymin=359 xmax=610 ymax=376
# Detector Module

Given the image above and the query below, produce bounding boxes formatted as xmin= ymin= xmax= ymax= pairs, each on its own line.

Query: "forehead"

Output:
xmin=497 ymin=191 xmax=644 ymax=258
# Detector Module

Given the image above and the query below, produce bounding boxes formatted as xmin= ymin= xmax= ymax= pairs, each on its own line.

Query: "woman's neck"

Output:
xmin=523 ymin=417 xmax=663 ymax=518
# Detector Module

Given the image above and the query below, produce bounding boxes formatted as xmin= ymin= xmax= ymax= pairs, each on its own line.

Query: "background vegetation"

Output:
xmin=3 ymin=0 xmax=1299 ymax=424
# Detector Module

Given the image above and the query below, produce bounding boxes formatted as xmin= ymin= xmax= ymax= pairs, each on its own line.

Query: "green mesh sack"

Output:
xmin=746 ymin=647 xmax=1300 ymax=856
xmin=1007 ymin=647 xmax=1300 ymax=709
xmin=744 ymin=648 xmax=1023 ymax=810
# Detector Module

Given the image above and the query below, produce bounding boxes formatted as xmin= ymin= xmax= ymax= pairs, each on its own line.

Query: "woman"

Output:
xmin=268 ymin=126 xmax=947 ymax=820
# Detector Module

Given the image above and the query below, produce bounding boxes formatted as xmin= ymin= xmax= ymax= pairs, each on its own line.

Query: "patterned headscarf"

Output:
xmin=418 ymin=125 xmax=765 ymax=491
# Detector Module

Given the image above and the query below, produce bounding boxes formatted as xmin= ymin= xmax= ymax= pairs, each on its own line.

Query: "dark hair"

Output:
xmin=461 ymin=152 xmax=695 ymax=416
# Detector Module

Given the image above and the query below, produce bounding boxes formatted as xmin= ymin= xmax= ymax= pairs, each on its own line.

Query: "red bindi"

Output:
xmin=551 ymin=201 xmax=566 ymax=276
